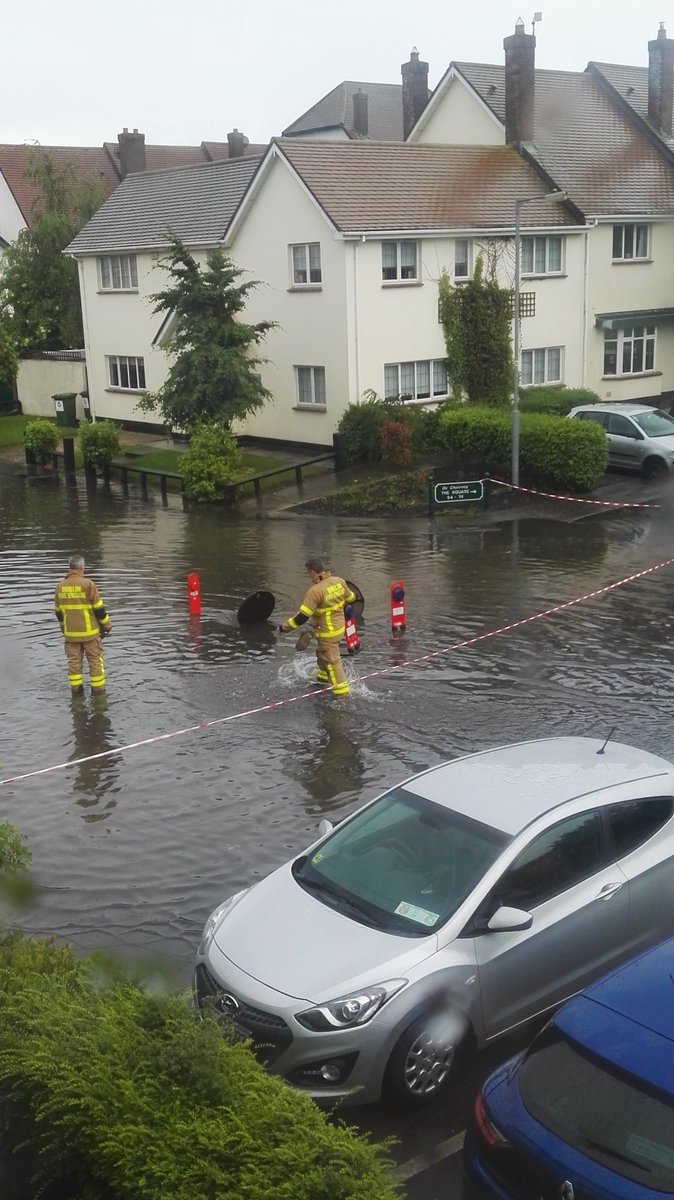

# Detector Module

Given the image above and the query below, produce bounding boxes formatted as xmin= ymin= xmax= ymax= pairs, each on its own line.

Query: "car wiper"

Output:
xmin=582 ymin=1136 xmax=651 ymax=1173
xmin=296 ymin=875 xmax=379 ymax=926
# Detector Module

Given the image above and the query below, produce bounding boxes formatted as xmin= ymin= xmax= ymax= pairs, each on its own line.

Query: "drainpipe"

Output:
xmin=581 ymin=224 xmax=593 ymax=388
xmin=78 ymin=258 xmax=96 ymax=423
xmin=352 ymin=239 xmax=363 ymax=401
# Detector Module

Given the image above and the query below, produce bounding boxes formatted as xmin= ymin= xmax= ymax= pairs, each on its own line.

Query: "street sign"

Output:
xmin=434 ymin=480 xmax=484 ymax=503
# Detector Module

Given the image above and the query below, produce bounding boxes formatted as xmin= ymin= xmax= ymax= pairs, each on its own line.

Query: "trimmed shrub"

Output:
xmin=23 ymin=418 xmax=58 ymax=464
xmin=438 ymin=406 xmax=607 ymax=491
xmin=338 ymin=399 xmax=443 ymax=463
xmin=182 ymin=422 xmax=243 ymax=502
xmin=0 ymin=934 xmax=399 ymax=1200
xmin=518 ymin=386 xmax=601 ymax=417
xmin=379 ymin=419 xmax=414 ymax=472
xmin=78 ymin=420 xmax=120 ymax=470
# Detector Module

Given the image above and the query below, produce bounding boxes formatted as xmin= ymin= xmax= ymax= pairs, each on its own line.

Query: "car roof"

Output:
xmin=570 ymin=402 xmax=657 ymax=416
xmin=404 ymin=736 xmax=673 ymax=836
xmin=554 ymin=937 xmax=674 ymax=1097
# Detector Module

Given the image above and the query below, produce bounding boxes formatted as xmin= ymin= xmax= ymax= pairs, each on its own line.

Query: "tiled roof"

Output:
xmin=455 ymin=63 xmax=674 ymax=216
xmin=283 ymin=81 xmax=404 ymax=140
xmin=278 ymin=139 xmax=579 ymax=231
xmin=0 ymin=145 xmax=120 ymax=224
xmin=103 ymin=141 xmax=266 ymax=173
xmin=587 ymin=63 xmax=649 ymax=121
xmin=66 ymin=156 xmax=261 ymax=254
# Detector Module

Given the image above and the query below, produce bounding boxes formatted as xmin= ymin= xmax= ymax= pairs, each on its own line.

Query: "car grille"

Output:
xmin=481 ymin=1146 xmax=592 ymax=1200
xmin=194 ymin=963 xmax=293 ymax=1065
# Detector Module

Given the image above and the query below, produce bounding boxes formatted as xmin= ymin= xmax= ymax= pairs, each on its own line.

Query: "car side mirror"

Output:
xmin=318 ymin=819 xmax=333 ymax=838
xmin=487 ymin=905 xmax=533 ymax=933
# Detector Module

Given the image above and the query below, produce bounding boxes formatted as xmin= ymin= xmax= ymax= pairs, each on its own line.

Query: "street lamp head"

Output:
xmin=543 ymin=189 xmax=568 ymax=202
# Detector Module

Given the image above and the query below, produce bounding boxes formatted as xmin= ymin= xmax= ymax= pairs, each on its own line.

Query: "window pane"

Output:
xmin=612 ymin=225 xmax=623 ymax=258
xmin=534 ymin=238 xmax=546 ymax=273
xmin=624 ymin=224 xmax=634 ymax=259
xmin=632 ymin=334 xmax=644 ymax=373
xmin=521 ymin=238 xmax=534 ymax=274
xmin=100 ymin=258 xmax=110 ymax=288
xmin=433 ymin=360 xmax=448 ymax=395
xmin=384 ymin=364 xmax=399 ymax=398
xmin=547 ymin=347 xmax=561 ymax=380
xmin=455 ymin=239 xmax=468 ymax=277
xmin=547 ymin=237 xmax=561 ymax=272
xmin=533 ymin=348 xmax=545 ymax=384
xmin=119 ymin=359 xmax=129 ymax=388
xmin=521 ymin=350 xmax=533 ymax=386
xmin=299 ymin=367 xmax=315 ymax=404
xmin=137 ymin=359 xmax=146 ymax=389
xmin=292 ymin=245 xmax=307 ymax=284
xmin=109 ymin=358 xmax=119 ymax=386
xmin=607 ymin=798 xmax=673 ymax=857
xmin=400 ymin=241 xmax=417 ymax=279
xmin=416 ymin=360 xmax=430 ymax=399
xmin=313 ymin=367 xmax=326 ymax=406
xmin=382 ymin=241 xmax=397 ymax=280
xmin=635 ymin=224 xmax=648 ymax=258
xmin=645 ymin=336 xmax=655 ymax=370
xmin=128 ymin=360 xmax=138 ymax=388
xmin=120 ymin=258 xmax=130 ymax=288
xmin=604 ymin=335 xmax=617 ymax=375
xmin=499 ymin=811 xmax=604 ymax=909
xmin=111 ymin=257 xmax=122 ymax=288
xmin=129 ymin=256 xmax=138 ymax=287
xmin=400 ymin=362 xmax=415 ymax=396
xmin=308 ymin=243 xmax=321 ymax=283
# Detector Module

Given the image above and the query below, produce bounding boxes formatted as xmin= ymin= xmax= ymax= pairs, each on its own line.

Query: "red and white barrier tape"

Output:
xmin=2 ymin=556 xmax=673 ymax=787
xmin=488 ymin=475 xmax=660 ymax=509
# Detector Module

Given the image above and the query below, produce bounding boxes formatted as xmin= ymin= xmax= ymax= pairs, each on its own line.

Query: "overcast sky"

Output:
xmin=5 ymin=0 xmax=672 ymax=147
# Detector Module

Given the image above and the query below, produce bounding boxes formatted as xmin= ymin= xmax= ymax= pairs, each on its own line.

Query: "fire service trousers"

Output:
xmin=65 ymin=637 xmax=106 ymax=693
xmin=315 ymin=638 xmax=349 ymax=696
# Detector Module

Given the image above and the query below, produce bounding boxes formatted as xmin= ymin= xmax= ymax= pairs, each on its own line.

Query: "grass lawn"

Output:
xmin=0 ymin=414 xmax=79 ymax=449
xmin=117 ymin=447 xmax=332 ymax=497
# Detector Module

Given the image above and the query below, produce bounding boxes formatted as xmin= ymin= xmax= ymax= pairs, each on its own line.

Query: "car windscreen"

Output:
xmin=292 ymin=787 xmax=509 ymax=937
xmin=632 ymin=409 xmax=674 ymax=437
xmin=519 ymin=1026 xmax=674 ymax=1190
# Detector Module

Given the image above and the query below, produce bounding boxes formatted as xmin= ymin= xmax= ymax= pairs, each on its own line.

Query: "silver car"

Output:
xmin=194 ymin=737 xmax=674 ymax=1107
xmin=568 ymin=401 xmax=674 ymax=478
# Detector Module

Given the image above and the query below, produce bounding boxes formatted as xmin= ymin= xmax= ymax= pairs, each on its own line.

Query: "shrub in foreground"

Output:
xmin=0 ymin=934 xmax=399 ymax=1200
xmin=182 ymin=422 xmax=243 ymax=502
xmin=78 ymin=420 xmax=120 ymax=470
xmin=438 ymin=406 xmax=607 ymax=490
xmin=23 ymin=418 xmax=58 ymax=464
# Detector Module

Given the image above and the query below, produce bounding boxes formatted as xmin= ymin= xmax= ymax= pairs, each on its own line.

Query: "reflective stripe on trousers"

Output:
xmin=316 ymin=639 xmax=349 ymax=696
xmin=64 ymin=638 xmax=106 ymax=691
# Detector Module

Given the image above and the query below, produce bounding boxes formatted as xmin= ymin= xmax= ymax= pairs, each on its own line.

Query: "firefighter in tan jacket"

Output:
xmin=54 ymin=554 xmax=112 ymax=695
xmin=276 ymin=559 xmax=355 ymax=696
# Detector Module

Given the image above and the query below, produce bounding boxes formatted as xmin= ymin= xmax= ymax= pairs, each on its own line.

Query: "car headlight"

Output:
xmin=197 ymin=889 xmax=248 ymax=957
xmin=296 ymin=979 xmax=406 ymax=1031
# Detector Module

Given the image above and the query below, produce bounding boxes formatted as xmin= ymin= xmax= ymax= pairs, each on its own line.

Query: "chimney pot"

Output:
xmin=503 ymin=21 xmax=536 ymax=145
xmin=401 ymin=47 xmax=430 ymax=139
xmin=117 ymin=127 xmax=146 ymax=177
xmin=649 ymin=24 xmax=674 ymax=135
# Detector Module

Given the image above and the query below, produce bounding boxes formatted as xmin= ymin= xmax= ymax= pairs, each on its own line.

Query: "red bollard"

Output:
xmin=187 ymin=571 xmax=201 ymax=616
xmin=390 ymin=581 xmax=406 ymax=634
xmin=344 ymin=604 xmax=361 ymax=654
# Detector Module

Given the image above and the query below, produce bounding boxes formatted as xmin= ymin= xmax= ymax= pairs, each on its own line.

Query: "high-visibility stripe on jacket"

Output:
xmin=286 ymin=572 xmax=355 ymax=641
xmin=54 ymin=569 xmax=111 ymax=641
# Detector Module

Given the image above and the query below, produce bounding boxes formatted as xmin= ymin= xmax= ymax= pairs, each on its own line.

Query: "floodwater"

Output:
xmin=2 ymin=463 xmax=674 ymax=987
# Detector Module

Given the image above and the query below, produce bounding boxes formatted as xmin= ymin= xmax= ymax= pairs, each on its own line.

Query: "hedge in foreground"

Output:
xmin=438 ymin=406 xmax=607 ymax=490
xmin=0 ymin=935 xmax=399 ymax=1200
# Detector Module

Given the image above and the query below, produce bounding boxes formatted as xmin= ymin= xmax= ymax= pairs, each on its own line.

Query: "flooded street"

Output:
xmin=2 ymin=461 xmax=674 ymax=998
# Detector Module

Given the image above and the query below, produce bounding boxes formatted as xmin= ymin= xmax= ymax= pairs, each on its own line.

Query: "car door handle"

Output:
xmin=595 ymin=881 xmax=623 ymax=900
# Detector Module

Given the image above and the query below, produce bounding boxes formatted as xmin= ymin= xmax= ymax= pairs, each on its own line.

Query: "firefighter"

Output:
xmin=275 ymin=559 xmax=355 ymax=696
xmin=54 ymin=554 xmax=112 ymax=695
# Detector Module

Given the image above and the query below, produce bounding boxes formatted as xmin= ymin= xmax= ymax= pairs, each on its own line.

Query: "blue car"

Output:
xmin=463 ymin=937 xmax=674 ymax=1199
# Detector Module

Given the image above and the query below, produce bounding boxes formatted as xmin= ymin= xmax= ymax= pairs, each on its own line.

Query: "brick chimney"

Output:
xmin=117 ymin=128 xmax=146 ymax=177
xmin=401 ymin=48 xmax=429 ymax=139
xmin=352 ymin=89 xmax=369 ymax=137
xmin=648 ymin=23 xmax=674 ymax=136
xmin=503 ymin=19 xmax=536 ymax=145
xmin=227 ymin=128 xmax=248 ymax=158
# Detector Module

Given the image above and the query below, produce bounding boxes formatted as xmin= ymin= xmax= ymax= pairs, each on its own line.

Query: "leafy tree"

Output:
xmin=0 ymin=316 xmax=19 ymax=389
xmin=439 ymin=255 xmax=513 ymax=406
xmin=137 ymin=237 xmax=276 ymax=430
xmin=0 ymin=148 xmax=105 ymax=355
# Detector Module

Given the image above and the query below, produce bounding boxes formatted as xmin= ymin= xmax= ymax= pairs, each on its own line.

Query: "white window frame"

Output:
xmin=381 ymin=240 xmax=419 ymax=283
xmin=454 ymin=238 xmax=470 ymax=280
xmin=521 ymin=235 xmax=563 ymax=276
xmin=384 ymin=359 xmax=448 ymax=402
xmin=295 ymin=365 xmax=326 ymax=408
xmin=289 ymin=243 xmax=322 ymax=287
xmin=520 ymin=347 xmax=563 ymax=386
xmin=106 ymin=355 xmax=146 ymax=391
xmin=612 ymin=223 xmax=650 ymax=262
xmin=603 ymin=326 xmax=656 ymax=376
xmin=98 ymin=254 xmax=138 ymax=291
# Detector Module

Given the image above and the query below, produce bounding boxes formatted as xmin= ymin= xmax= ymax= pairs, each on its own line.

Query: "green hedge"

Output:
xmin=0 ymin=934 xmax=398 ymax=1200
xmin=517 ymin=386 xmax=601 ymax=416
xmin=438 ymin=406 xmax=607 ymax=490
xmin=337 ymin=400 xmax=441 ymax=463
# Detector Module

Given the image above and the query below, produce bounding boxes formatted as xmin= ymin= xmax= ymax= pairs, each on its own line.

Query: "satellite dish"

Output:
xmin=237 ymin=590 xmax=276 ymax=625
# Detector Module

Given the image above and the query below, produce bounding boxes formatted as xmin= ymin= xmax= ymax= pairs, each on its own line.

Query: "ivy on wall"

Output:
xmin=438 ymin=254 xmax=513 ymax=407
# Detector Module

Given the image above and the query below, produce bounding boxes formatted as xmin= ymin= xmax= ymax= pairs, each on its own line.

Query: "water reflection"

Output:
xmin=280 ymin=704 xmax=366 ymax=811
xmin=69 ymin=693 xmax=119 ymax=822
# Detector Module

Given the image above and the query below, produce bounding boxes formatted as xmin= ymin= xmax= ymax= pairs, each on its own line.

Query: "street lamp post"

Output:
xmin=511 ymin=190 xmax=567 ymax=486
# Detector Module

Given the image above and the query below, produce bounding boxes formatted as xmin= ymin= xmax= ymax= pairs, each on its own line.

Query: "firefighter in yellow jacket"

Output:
xmin=276 ymin=559 xmax=355 ymax=696
xmin=54 ymin=554 xmax=112 ymax=695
